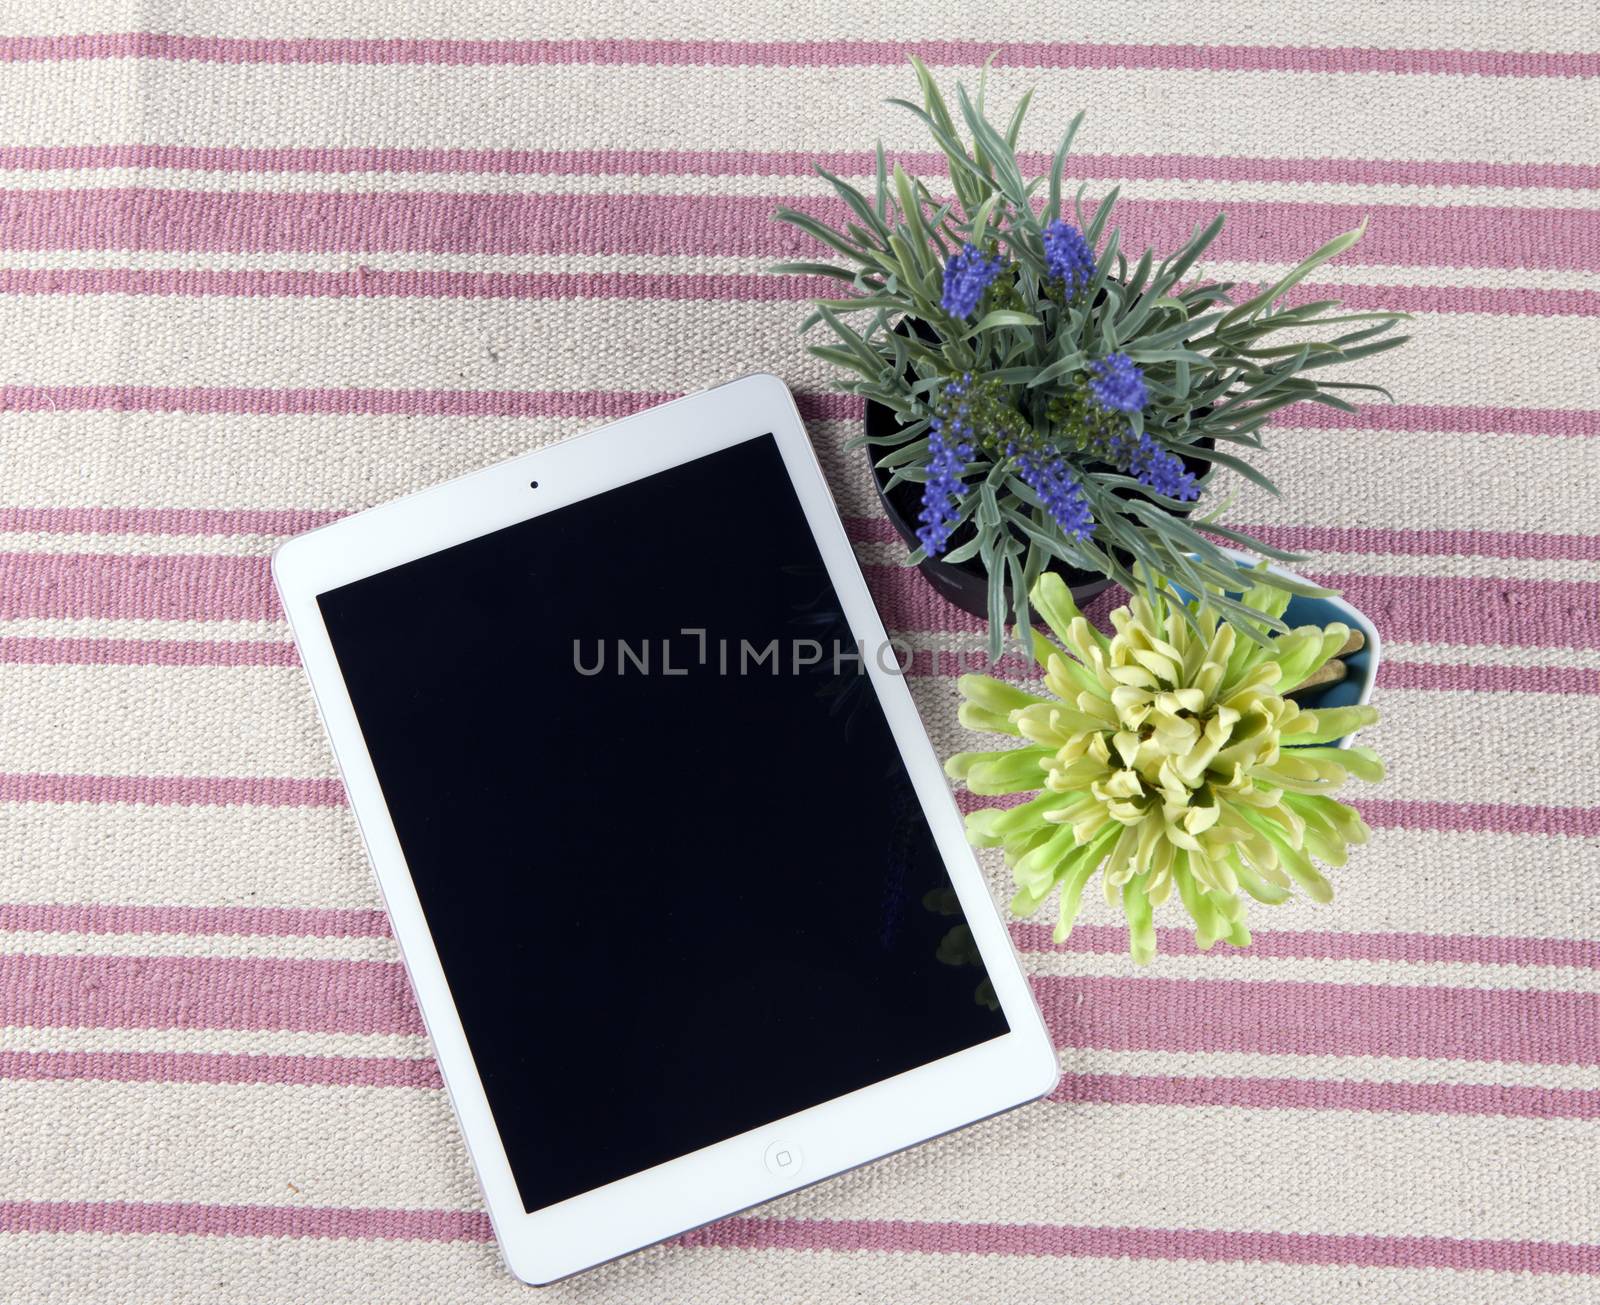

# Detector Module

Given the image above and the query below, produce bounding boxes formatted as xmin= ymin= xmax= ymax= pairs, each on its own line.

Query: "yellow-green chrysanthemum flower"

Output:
xmin=946 ymin=571 xmax=1384 ymax=963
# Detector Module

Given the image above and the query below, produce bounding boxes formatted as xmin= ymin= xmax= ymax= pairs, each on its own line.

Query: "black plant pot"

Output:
xmin=863 ymin=306 xmax=1214 ymax=625
xmin=865 ymin=396 xmax=1113 ymax=621
xmin=865 ymin=399 xmax=1216 ymax=624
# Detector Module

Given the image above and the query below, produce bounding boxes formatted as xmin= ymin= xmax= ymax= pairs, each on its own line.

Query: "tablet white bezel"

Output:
xmin=272 ymin=372 xmax=1060 ymax=1285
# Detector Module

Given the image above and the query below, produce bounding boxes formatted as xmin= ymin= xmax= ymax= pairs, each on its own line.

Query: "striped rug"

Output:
xmin=1 ymin=3 xmax=1597 ymax=1301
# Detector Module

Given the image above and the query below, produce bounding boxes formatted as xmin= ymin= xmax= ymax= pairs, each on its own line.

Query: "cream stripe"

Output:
xmin=6 ymin=530 xmax=1579 ymax=575
xmin=0 ymin=296 xmax=1591 ymax=408
xmin=1 ymin=802 xmax=1595 ymax=946
xmin=2 ymin=63 xmax=1593 ymax=167
xmin=798 ymin=1101 xmax=1600 ymax=1238
xmin=0 ymin=620 xmax=291 ymax=646
xmin=1127 ymin=260 xmax=1596 ymax=293
xmin=824 ymin=422 xmax=1590 ymax=524
xmin=0 ymin=801 xmax=375 ymax=910
xmin=901 ymin=631 xmax=1600 ymax=672
xmin=0 ymin=616 xmax=292 ymax=643
xmin=928 ymin=683 xmax=1592 ymax=807
xmin=1113 ymin=430 xmax=1600 ymax=534
xmin=0 ymin=663 xmax=1589 ymax=810
xmin=7 ymin=0 xmax=1593 ymax=49
xmin=0 ymin=1079 xmax=478 ymax=1208
xmin=0 ymin=411 xmax=589 ymax=512
xmin=0 ymin=929 xmax=397 ymax=962
xmin=4 ymin=1023 xmax=1600 ymax=1095
xmin=0 ymin=166 xmax=1593 ymax=211
xmin=1383 ymin=641 xmax=1600 ymax=669
xmin=1 ymin=248 xmax=1591 ymax=294
xmin=0 ymin=531 xmax=291 ymax=556
xmin=2 ymin=1077 xmax=1595 ymax=1241
xmin=850 ymin=540 xmax=1587 ymax=583
xmin=986 ymin=824 xmax=1600 ymax=946
xmin=0 ymin=421 xmax=1588 ymax=545
xmin=4 ymin=1234 xmax=1597 ymax=1305
xmin=0 ymin=664 xmax=334 ymax=778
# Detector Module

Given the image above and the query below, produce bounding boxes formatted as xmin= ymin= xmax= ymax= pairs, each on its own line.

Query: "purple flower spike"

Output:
xmin=1042 ymin=220 xmax=1096 ymax=296
xmin=940 ymin=244 xmax=1007 ymax=319
xmin=916 ymin=373 xmax=977 ymax=556
xmin=1012 ymin=447 xmax=1095 ymax=540
xmin=1102 ymin=429 xmax=1200 ymax=503
xmin=1089 ymin=352 xmax=1148 ymax=415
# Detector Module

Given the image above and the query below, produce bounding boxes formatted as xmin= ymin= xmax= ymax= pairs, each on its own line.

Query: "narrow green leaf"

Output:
xmin=773 ymin=206 xmax=875 ymax=265
xmin=1004 ymin=86 xmax=1036 ymax=150
xmin=963 ymin=309 xmax=1042 ymax=338
xmin=767 ymin=261 xmax=862 ymax=282
xmin=1046 ymin=110 xmax=1085 ymax=223
xmin=1217 ymin=219 xmax=1368 ymax=330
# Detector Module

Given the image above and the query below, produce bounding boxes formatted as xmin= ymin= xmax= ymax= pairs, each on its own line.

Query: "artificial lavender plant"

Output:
xmin=773 ymin=57 xmax=1409 ymax=658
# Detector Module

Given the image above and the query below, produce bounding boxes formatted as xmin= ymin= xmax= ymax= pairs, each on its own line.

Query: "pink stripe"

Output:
xmin=0 ymin=1199 xmax=1595 ymax=1271
xmin=0 ymin=553 xmax=277 ymax=621
xmin=3 ymin=383 xmax=1593 ymax=437
xmin=689 ymin=1215 xmax=1600 ymax=1273
xmin=2 ymin=266 xmax=1589 ymax=318
xmin=5 ymin=775 xmax=1588 ymax=832
xmin=0 ymin=143 xmax=1593 ymax=190
xmin=0 ymin=505 xmax=342 ymax=535
xmin=0 ymin=1198 xmax=491 ymax=1242
xmin=8 ymin=901 xmax=1591 ymax=971
xmin=1317 ymin=573 xmax=1598 ymax=649
xmin=0 ymin=191 xmax=1589 ymax=271
xmin=0 ymin=902 xmax=388 ymax=937
xmin=1033 ymin=975 xmax=1600 ymax=1066
xmin=5 ymin=383 xmax=1593 ymax=439
xmin=1051 ymin=1072 xmax=1600 ymax=1121
xmin=854 ymin=513 xmax=1600 ymax=562
xmin=906 ymin=647 xmax=1597 ymax=696
xmin=0 ymin=952 xmax=424 ymax=1034
xmin=0 ymin=1050 xmax=440 ymax=1089
xmin=1379 ymin=661 xmax=1600 ymax=695
xmin=13 ymin=900 xmax=1594 ymax=972
xmin=866 ymin=566 xmax=1600 ymax=649
xmin=2 ymin=1047 xmax=1591 ymax=1121
xmin=3 ymin=552 xmax=1591 ymax=651
xmin=1010 ymin=922 xmax=1600 ymax=970
xmin=0 ymin=33 xmax=1594 ymax=78
xmin=1269 ymin=403 xmax=1600 ymax=436
xmin=1353 ymin=799 xmax=1598 ymax=837
xmin=3 ymin=508 xmax=1587 ymax=569
xmin=0 ymin=636 xmax=297 ymax=667
xmin=1230 ymin=523 xmax=1600 ymax=562
xmin=0 ymin=645 xmax=1592 ymax=704
xmin=0 ymin=773 xmax=345 ymax=807
xmin=1270 ymin=280 xmax=1599 ymax=319
xmin=6 ymin=951 xmax=1597 ymax=1064
xmin=960 ymin=789 xmax=1598 ymax=839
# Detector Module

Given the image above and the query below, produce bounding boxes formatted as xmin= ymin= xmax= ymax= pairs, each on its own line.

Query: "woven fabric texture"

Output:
xmin=1 ymin=2 xmax=1597 ymax=1301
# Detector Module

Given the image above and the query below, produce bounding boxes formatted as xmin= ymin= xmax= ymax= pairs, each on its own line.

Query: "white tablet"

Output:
xmin=272 ymin=372 xmax=1059 ymax=1284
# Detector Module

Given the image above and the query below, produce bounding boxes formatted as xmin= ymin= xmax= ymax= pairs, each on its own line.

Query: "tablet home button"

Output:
xmin=762 ymin=1140 xmax=803 ymax=1177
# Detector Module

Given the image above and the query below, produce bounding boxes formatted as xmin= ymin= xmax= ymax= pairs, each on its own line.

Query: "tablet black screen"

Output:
xmin=317 ymin=431 xmax=1010 ymax=1213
